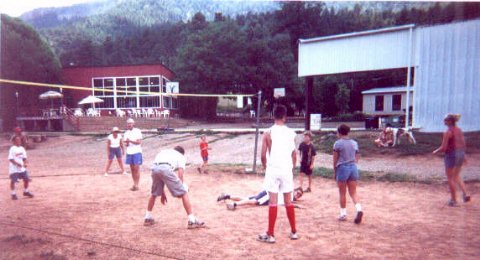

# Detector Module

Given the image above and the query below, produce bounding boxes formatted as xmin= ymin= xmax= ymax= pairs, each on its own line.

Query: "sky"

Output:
xmin=0 ymin=0 xmax=101 ymax=17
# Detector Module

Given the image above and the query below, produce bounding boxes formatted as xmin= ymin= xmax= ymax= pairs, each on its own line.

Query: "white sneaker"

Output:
xmin=289 ymin=232 xmax=299 ymax=240
xmin=338 ymin=215 xmax=347 ymax=221
xmin=257 ymin=232 xmax=276 ymax=243
xmin=123 ymin=171 xmax=128 ymax=175
xmin=104 ymin=172 xmax=109 ymax=176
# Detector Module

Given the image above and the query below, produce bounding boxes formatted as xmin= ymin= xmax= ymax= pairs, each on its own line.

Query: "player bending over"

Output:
xmin=144 ymin=146 xmax=205 ymax=229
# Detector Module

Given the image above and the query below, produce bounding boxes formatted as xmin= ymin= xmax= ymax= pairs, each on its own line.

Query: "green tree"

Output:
xmin=335 ymin=83 xmax=350 ymax=114
xmin=0 ymin=14 xmax=61 ymax=129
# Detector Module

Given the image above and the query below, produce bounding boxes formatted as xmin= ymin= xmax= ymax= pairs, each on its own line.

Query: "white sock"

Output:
xmin=145 ymin=210 xmax=152 ymax=219
xmin=24 ymin=189 xmax=29 ymax=193
xmin=340 ymin=208 xmax=347 ymax=216
xmin=355 ymin=203 xmax=362 ymax=212
xmin=188 ymin=214 xmax=196 ymax=222
xmin=11 ymin=190 xmax=16 ymax=195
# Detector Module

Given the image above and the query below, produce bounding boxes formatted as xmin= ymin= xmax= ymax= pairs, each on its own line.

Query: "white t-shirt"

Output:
xmin=123 ymin=128 xmax=142 ymax=154
xmin=153 ymin=149 xmax=186 ymax=170
xmin=266 ymin=124 xmax=296 ymax=170
xmin=108 ymin=133 xmax=122 ymax=148
xmin=8 ymin=145 xmax=27 ymax=174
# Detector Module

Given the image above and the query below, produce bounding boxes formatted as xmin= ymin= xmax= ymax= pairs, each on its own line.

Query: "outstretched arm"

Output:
xmin=261 ymin=131 xmax=271 ymax=169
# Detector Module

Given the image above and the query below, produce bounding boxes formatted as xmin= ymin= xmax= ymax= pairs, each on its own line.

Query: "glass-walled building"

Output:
xmin=91 ymin=75 xmax=177 ymax=110
xmin=61 ymin=64 xmax=177 ymax=112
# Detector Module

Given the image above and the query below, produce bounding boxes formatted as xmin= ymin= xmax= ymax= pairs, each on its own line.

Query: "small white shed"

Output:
xmin=362 ymin=86 xmax=414 ymax=116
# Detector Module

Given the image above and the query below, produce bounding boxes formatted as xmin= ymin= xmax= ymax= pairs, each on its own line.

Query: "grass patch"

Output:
xmin=313 ymin=130 xmax=480 ymax=157
xmin=211 ymin=164 xmax=437 ymax=184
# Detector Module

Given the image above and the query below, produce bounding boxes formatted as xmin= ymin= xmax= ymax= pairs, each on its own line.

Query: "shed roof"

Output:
xmin=361 ymin=86 xmax=414 ymax=95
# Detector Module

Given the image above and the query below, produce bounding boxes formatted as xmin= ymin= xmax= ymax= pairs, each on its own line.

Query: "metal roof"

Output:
xmin=298 ymin=24 xmax=415 ymax=44
xmin=361 ymin=86 xmax=414 ymax=95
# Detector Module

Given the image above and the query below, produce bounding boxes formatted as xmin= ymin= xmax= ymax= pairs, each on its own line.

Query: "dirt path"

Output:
xmin=0 ymin=134 xmax=479 ymax=259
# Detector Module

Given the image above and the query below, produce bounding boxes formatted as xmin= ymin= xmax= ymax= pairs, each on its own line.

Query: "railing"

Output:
xmin=62 ymin=107 xmax=80 ymax=131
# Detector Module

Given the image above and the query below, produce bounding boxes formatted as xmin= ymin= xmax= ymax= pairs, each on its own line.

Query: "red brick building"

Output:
xmin=61 ymin=64 xmax=176 ymax=113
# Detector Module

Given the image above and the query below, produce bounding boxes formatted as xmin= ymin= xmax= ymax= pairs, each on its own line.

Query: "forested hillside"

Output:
xmin=17 ymin=1 xmax=480 ymax=118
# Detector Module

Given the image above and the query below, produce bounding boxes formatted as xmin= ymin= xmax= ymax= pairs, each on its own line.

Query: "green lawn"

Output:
xmin=313 ymin=130 xmax=480 ymax=157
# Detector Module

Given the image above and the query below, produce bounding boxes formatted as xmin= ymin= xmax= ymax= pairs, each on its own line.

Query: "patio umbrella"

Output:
xmin=78 ymin=95 xmax=104 ymax=109
xmin=39 ymin=90 xmax=63 ymax=108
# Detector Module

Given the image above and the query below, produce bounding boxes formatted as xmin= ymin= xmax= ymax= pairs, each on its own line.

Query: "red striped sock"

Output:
xmin=286 ymin=204 xmax=296 ymax=233
xmin=267 ymin=205 xmax=277 ymax=236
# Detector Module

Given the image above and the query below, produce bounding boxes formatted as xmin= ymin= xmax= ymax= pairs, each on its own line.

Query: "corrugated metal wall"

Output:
xmin=414 ymin=19 xmax=480 ymax=132
xmin=298 ymin=28 xmax=416 ymax=77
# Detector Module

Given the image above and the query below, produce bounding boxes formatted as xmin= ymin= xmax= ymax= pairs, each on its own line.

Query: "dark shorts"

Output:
xmin=150 ymin=164 xmax=187 ymax=198
xmin=108 ymin=147 xmax=122 ymax=160
xmin=336 ymin=164 xmax=359 ymax=182
xmin=444 ymin=150 xmax=465 ymax=169
xmin=10 ymin=171 xmax=30 ymax=182
xmin=125 ymin=153 xmax=142 ymax=165
xmin=300 ymin=164 xmax=313 ymax=176
xmin=248 ymin=190 xmax=269 ymax=206
xmin=202 ymin=156 xmax=208 ymax=162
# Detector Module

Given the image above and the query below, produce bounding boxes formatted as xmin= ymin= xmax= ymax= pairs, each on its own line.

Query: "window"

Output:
xmin=392 ymin=94 xmax=402 ymax=111
xmin=375 ymin=95 xmax=384 ymax=111
xmin=116 ymin=97 xmax=137 ymax=108
xmin=172 ymin=98 xmax=178 ymax=109
xmin=162 ymin=78 xmax=167 ymax=93
xmin=163 ymin=96 xmax=171 ymax=108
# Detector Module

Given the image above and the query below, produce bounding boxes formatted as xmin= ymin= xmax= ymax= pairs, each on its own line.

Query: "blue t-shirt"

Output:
xmin=333 ymin=138 xmax=359 ymax=167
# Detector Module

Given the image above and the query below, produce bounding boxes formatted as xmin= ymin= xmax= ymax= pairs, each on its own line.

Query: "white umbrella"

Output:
xmin=78 ymin=95 xmax=104 ymax=109
xmin=39 ymin=90 xmax=63 ymax=108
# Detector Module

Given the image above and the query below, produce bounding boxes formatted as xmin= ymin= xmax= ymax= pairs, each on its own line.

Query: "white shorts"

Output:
xmin=263 ymin=167 xmax=294 ymax=194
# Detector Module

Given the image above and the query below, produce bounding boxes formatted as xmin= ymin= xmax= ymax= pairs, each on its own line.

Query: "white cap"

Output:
xmin=112 ymin=126 xmax=120 ymax=132
xmin=126 ymin=118 xmax=135 ymax=124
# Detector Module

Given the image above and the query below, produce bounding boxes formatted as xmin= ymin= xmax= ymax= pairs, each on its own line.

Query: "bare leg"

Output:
xmin=105 ymin=160 xmax=113 ymax=173
xmin=299 ymin=172 xmax=304 ymax=189
xmin=10 ymin=180 xmax=15 ymax=191
xmin=23 ymin=179 xmax=29 ymax=190
xmin=131 ymin=165 xmax=140 ymax=187
xmin=181 ymin=193 xmax=193 ymax=215
xmin=233 ymin=199 xmax=258 ymax=207
xmin=147 ymin=195 xmax=156 ymax=211
xmin=229 ymin=196 xmax=245 ymax=201
xmin=446 ymin=168 xmax=457 ymax=202
xmin=308 ymin=175 xmax=312 ymax=190
xmin=117 ymin=158 xmax=125 ymax=172
xmin=453 ymin=166 xmax=468 ymax=196
xmin=337 ymin=182 xmax=347 ymax=208
xmin=347 ymin=180 xmax=359 ymax=204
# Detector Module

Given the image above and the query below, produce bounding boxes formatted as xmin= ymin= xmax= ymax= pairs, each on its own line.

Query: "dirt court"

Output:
xmin=1 ymin=133 xmax=479 ymax=259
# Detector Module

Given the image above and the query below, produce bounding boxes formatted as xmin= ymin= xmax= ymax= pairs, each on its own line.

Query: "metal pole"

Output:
xmin=305 ymin=77 xmax=313 ymax=130
xmin=252 ymin=90 xmax=262 ymax=173
xmin=405 ymin=26 xmax=414 ymax=129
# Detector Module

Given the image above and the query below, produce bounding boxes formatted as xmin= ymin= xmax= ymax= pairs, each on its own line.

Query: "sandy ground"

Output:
xmin=1 ymin=134 xmax=479 ymax=259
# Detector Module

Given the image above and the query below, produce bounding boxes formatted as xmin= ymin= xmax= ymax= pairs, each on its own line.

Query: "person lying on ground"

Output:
xmin=217 ymin=187 xmax=304 ymax=210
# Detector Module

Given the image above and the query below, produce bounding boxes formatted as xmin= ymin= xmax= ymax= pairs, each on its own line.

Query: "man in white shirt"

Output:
xmin=8 ymin=136 xmax=34 ymax=200
xmin=257 ymin=105 xmax=298 ymax=243
xmin=124 ymin=118 xmax=143 ymax=191
xmin=144 ymin=146 xmax=205 ymax=229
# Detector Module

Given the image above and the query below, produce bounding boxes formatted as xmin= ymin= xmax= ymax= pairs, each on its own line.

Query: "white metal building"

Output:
xmin=299 ymin=19 xmax=480 ymax=132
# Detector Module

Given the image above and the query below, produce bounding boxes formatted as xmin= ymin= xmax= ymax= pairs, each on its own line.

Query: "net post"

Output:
xmin=252 ymin=90 xmax=262 ymax=174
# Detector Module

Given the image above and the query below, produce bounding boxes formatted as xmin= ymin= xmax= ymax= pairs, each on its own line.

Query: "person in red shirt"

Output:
xmin=197 ymin=135 xmax=210 ymax=174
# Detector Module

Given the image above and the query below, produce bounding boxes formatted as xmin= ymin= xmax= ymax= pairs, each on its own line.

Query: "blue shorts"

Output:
xmin=10 ymin=171 xmax=30 ymax=182
xmin=335 ymin=164 xmax=359 ymax=182
xmin=108 ymin=147 xmax=122 ymax=160
xmin=444 ymin=150 xmax=465 ymax=169
xmin=249 ymin=190 xmax=269 ymax=206
xmin=125 ymin=153 xmax=143 ymax=165
xmin=202 ymin=156 xmax=208 ymax=162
